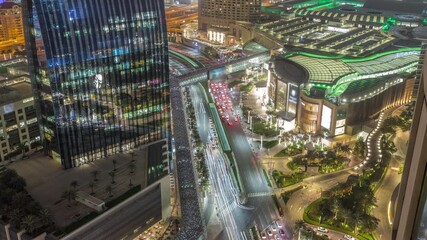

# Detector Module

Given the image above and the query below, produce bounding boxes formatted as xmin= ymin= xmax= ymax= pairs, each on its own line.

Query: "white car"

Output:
xmin=317 ymin=227 xmax=328 ymax=233
xmin=344 ymin=234 xmax=355 ymax=240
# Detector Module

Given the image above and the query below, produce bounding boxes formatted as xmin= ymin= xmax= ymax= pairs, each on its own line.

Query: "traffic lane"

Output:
xmin=373 ymin=169 xmax=401 ymax=240
xmin=68 ymin=189 xmax=161 ymax=240
xmin=225 ymin=121 xmax=268 ymax=193
xmin=190 ymin=85 xmax=210 ymax=143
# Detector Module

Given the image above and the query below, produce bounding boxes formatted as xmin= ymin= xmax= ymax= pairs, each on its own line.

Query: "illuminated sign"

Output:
xmin=336 ymin=119 xmax=346 ymax=128
xmin=288 ymin=84 xmax=298 ymax=104
xmin=335 ymin=127 xmax=345 ymax=136
xmin=94 ymin=74 xmax=103 ymax=89
xmin=3 ymin=104 xmax=13 ymax=114
xmin=23 ymin=97 xmax=34 ymax=103
xmin=321 ymin=105 xmax=332 ymax=130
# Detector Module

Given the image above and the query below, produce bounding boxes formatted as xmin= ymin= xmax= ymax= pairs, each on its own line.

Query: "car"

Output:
xmin=267 ymin=230 xmax=273 ymax=236
xmin=261 ymin=232 xmax=267 ymax=239
xmin=227 ymin=120 xmax=233 ymax=126
xmin=276 ymin=220 xmax=283 ymax=228
xmin=274 ymin=234 xmax=281 ymax=240
xmin=317 ymin=227 xmax=328 ymax=233
xmin=279 ymin=229 xmax=285 ymax=236
xmin=271 ymin=226 xmax=277 ymax=232
xmin=344 ymin=234 xmax=355 ymax=240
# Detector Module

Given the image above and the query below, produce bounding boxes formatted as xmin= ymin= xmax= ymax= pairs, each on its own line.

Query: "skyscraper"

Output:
xmin=392 ymin=51 xmax=427 ymax=239
xmin=23 ymin=0 xmax=170 ymax=169
xmin=198 ymin=0 xmax=261 ymax=30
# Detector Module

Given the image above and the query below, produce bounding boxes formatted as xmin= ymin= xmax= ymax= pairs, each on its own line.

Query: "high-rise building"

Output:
xmin=0 ymin=2 xmax=23 ymax=42
xmin=392 ymin=51 xmax=427 ymax=239
xmin=23 ymin=0 xmax=170 ymax=169
xmin=198 ymin=0 xmax=261 ymax=31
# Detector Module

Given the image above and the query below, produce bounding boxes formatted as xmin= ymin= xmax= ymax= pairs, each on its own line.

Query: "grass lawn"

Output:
xmin=263 ymin=140 xmax=279 ymax=149
xmin=252 ymin=118 xmax=279 ymax=138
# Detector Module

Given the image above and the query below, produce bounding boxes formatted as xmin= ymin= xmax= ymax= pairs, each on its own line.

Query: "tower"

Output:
xmin=23 ymin=0 xmax=170 ymax=169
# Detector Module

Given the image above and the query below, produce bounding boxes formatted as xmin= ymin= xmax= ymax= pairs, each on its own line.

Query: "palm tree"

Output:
xmin=17 ymin=142 xmax=28 ymax=158
xmin=21 ymin=215 xmax=40 ymax=234
xmin=61 ymin=189 xmax=76 ymax=205
xmin=70 ymin=180 xmax=78 ymax=190
xmin=331 ymin=198 xmax=341 ymax=220
xmin=89 ymin=181 xmax=95 ymax=195
xmin=294 ymin=219 xmax=305 ymax=232
xmin=128 ymin=163 xmax=136 ymax=187
xmin=38 ymin=209 xmax=52 ymax=226
xmin=334 ymin=142 xmax=342 ymax=154
xmin=130 ymin=152 xmax=136 ymax=162
xmin=9 ymin=208 xmax=23 ymax=228
xmin=106 ymin=185 xmax=113 ymax=197
xmin=91 ymin=170 xmax=99 ymax=182
xmin=341 ymin=207 xmax=353 ymax=226
xmin=109 ymin=171 xmax=116 ymax=184
xmin=112 ymin=159 xmax=117 ymax=171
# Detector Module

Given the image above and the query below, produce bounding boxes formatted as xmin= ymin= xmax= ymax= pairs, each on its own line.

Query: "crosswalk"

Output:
xmin=220 ymin=201 xmax=238 ymax=215
xmin=247 ymin=192 xmax=273 ymax=198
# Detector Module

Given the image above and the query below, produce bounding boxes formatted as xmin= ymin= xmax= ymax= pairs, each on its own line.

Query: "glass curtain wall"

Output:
xmin=23 ymin=0 xmax=170 ymax=169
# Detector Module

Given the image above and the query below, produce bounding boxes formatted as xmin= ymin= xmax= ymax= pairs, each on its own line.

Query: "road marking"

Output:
xmin=247 ymin=192 xmax=272 ymax=198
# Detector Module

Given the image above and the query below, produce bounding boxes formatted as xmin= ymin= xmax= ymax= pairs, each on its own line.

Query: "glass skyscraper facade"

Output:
xmin=23 ymin=0 xmax=170 ymax=169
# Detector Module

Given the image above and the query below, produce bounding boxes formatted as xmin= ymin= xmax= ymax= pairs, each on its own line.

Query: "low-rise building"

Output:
xmin=0 ymin=81 xmax=40 ymax=164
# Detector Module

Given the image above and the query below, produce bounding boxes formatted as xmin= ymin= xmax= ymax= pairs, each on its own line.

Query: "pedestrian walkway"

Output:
xmin=247 ymin=191 xmax=273 ymax=198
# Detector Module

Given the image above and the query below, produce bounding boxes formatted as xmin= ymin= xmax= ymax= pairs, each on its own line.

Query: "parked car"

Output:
xmin=317 ymin=227 xmax=328 ymax=233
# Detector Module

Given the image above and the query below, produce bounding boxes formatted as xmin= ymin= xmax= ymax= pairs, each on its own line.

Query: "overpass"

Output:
xmin=173 ymin=51 xmax=271 ymax=86
xmin=170 ymin=51 xmax=271 ymax=239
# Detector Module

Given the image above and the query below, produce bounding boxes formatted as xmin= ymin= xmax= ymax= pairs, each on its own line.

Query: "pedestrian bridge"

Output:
xmin=172 ymin=51 xmax=271 ymax=86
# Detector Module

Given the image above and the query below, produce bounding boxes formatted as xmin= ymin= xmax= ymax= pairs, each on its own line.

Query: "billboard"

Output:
xmin=321 ymin=105 xmax=332 ymax=130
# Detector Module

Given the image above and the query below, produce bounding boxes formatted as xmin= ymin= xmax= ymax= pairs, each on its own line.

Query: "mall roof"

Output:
xmin=288 ymin=55 xmax=353 ymax=83
xmin=346 ymin=50 xmax=419 ymax=74
xmin=272 ymin=56 xmax=309 ymax=84
xmin=364 ymin=0 xmax=427 ymax=14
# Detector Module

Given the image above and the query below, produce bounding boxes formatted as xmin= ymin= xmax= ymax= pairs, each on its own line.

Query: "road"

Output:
xmin=171 ymin=45 xmax=283 ymax=238
xmin=62 ymin=184 xmax=163 ymax=240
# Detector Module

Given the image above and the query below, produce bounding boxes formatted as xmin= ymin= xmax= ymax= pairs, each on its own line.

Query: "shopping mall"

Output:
xmin=250 ymin=0 xmax=427 ymax=137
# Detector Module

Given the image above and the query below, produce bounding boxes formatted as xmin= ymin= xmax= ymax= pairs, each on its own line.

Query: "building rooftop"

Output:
xmin=288 ymin=55 xmax=353 ymax=83
xmin=0 ymin=81 xmax=33 ymax=105
xmin=0 ymin=2 xmax=20 ymax=10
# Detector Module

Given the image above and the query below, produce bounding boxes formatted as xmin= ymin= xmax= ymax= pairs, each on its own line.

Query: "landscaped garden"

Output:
xmin=272 ymin=170 xmax=307 ymax=187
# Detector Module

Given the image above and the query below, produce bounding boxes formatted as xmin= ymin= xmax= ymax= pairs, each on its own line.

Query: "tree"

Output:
xmin=128 ymin=163 xmax=136 ymax=187
xmin=61 ymin=189 xmax=76 ymax=205
xmin=9 ymin=208 xmax=24 ymax=228
xmin=109 ymin=171 xmax=116 ymax=184
xmin=354 ymin=137 xmax=366 ymax=157
xmin=21 ymin=215 xmax=40 ymax=234
xmin=17 ymin=142 xmax=28 ymax=158
xmin=106 ymin=185 xmax=113 ymax=197
xmin=70 ymin=180 xmax=78 ymax=190
xmin=334 ymin=142 xmax=342 ymax=154
xmin=331 ymin=198 xmax=341 ymax=220
xmin=89 ymin=181 xmax=95 ymax=195
xmin=38 ymin=209 xmax=52 ymax=226
xmin=341 ymin=207 xmax=353 ymax=226
xmin=112 ymin=159 xmax=117 ymax=171
xmin=11 ymin=192 xmax=29 ymax=209
xmin=294 ymin=219 xmax=305 ymax=232
xmin=91 ymin=170 xmax=99 ymax=182
xmin=360 ymin=214 xmax=379 ymax=233
xmin=130 ymin=152 xmax=136 ymax=162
